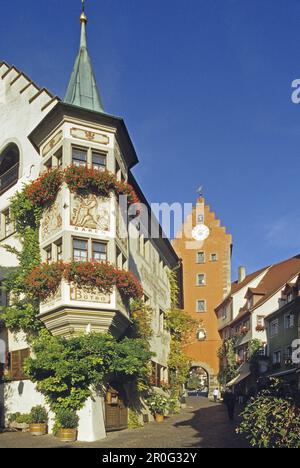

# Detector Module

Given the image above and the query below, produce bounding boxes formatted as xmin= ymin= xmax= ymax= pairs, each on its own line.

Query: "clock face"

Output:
xmin=192 ymin=224 xmax=210 ymax=241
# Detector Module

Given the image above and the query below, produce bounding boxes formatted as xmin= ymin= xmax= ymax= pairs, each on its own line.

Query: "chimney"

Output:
xmin=238 ymin=266 xmax=246 ymax=284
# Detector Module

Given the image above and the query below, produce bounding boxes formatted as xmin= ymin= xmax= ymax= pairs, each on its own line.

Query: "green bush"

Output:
xmin=30 ymin=406 xmax=48 ymax=424
xmin=128 ymin=409 xmax=142 ymax=429
xmin=55 ymin=408 xmax=79 ymax=429
xmin=8 ymin=412 xmax=31 ymax=424
xmin=168 ymin=397 xmax=180 ymax=414
xmin=237 ymin=382 xmax=300 ymax=448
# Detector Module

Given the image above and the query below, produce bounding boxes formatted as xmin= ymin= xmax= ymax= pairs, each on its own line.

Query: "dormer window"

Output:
xmin=0 ymin=143 xmax=20 ymax=195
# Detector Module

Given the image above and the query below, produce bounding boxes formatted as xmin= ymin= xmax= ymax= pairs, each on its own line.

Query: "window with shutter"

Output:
xmin=9 ymin=348 xmax=30 ymax=381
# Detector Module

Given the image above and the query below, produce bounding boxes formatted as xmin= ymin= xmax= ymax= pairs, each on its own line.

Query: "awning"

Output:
xmin=227 ymin=362 xmax=251 ymax=387
xmin=269 ymin=368 xmax=297 ymax=378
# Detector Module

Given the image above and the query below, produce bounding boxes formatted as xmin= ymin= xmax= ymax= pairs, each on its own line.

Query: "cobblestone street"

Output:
xmin=0 ymin=397 xmax=248 ymax=449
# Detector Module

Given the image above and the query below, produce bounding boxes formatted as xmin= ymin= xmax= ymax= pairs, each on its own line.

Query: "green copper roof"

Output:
xmin=64 ymin=18 xmax=104 ymax=112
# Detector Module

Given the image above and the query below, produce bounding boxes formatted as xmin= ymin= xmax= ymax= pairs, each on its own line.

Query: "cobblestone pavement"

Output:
xmin=0 ymin=397 xmax=248 ymax=449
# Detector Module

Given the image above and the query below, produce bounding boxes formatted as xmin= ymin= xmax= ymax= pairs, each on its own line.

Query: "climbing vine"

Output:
xmin=217 ymin=337 xmax=239 ymax=385
xmin=165 ymin=270 xmax=197 ymax=394
xmin=24 ymin=330 xmax=152 ymax=412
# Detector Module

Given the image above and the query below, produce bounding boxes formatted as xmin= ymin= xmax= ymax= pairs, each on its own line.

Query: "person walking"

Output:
xmin=213 ymin=388 xmax=219 ymax=403
xmin=223 ymin=387 xmax=236 ymax=421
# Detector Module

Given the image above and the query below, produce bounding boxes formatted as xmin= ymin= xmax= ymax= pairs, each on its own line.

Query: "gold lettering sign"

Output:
xmin=42 ymin=131 xmax=63 ymax=157
xmin=70 ymin=285 xmax=111 ymax=304
xmin=71 ymin=128 xmax=110 ymax=145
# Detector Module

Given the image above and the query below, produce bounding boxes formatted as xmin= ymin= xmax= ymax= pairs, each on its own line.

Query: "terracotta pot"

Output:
xmin=155 ymin=414 xmax=164 ymax=423
xmin=29 ymin=423 xmax=47 ymax=436
xmin=58 ymin=428 xmax=77 ymax=442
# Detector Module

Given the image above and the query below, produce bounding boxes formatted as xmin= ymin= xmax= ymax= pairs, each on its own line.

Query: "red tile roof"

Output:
xmin=218 ymin=254 xmax=300 ymax=327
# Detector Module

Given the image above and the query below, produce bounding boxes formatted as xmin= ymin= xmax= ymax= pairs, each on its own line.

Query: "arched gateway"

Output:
xmin=187 ymin=362 xmax=220 ymax=397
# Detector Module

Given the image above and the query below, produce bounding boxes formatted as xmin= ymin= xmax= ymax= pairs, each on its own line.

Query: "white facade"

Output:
xmin=0 ymin=61 xmax=177 ymax=440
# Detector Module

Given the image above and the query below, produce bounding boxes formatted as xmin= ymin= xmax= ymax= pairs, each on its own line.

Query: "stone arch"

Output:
xmin=189 ymin=361 xmax=219 ymax=398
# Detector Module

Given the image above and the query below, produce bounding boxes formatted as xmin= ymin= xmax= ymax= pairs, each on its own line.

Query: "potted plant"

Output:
xmin=55 ymin=408 xmax=79 ymax=442
xmin=29 ymin=406 xmax=48 ymax=436
xmin=147 ymin=393 xmax=169 ymax=422
xmin=8 ymin=412 xmax=31 ymax=432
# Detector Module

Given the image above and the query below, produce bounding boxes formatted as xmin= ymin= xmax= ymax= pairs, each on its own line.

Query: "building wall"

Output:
xmin=172 ymin=197 xmax=232 ymax=382
xmin=0 ymin=66 xmax=176 ymax=439
xmin=129 ymin=224 xmax=171 ymax=370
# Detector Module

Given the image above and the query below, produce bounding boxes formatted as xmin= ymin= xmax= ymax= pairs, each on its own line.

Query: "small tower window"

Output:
xmin=92 ymin=151 xmax=106 ymax=171
xmin=73 ymin=238 xmax=88 ymax=261
xmin=197 ymin=252 xmax=205 ymax=264
xmin=72 ymin=147 xmax=87 ymax=167
xmin=92 ymin=241 xmax=107 ymax=262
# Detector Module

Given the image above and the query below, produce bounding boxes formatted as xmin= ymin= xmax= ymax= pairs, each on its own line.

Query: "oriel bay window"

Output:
xmin=73 ymin=238 xmax=88 ymax=262
xmin=92 ymin=241 xmax=107 ymax=262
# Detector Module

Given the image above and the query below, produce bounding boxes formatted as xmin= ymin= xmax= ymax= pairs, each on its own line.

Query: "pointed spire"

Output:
xmin=64 ymin=1 xmax=104 ymax=112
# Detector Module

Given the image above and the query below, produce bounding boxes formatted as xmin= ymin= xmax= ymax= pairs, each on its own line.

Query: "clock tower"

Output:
xmin=172 ymin=197 xmax=232 ymax=395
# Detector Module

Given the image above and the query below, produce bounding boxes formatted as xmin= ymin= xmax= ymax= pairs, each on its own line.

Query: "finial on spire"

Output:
xmin=64 ymin=0 xmax=104 ymax=112
xmin=80 ymin=0 xmax=87 ymax=23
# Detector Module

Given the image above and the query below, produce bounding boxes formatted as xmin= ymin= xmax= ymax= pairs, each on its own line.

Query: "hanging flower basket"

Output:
xmin=26 ymin=261 xmax=143 ymax=302
xmin=24 ymin=166 xmax=141 ymax=214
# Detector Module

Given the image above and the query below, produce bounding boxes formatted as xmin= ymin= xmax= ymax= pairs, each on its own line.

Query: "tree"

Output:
xmin=25 ymin=330 xmax=152 ymax=412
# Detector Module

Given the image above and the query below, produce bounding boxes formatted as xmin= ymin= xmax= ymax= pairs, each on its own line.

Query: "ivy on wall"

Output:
xmin=217 ymin=337 xmax=239 ymax=385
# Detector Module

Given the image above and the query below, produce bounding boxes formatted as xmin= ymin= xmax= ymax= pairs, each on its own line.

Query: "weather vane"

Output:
xmin=80 ymin=0 xmax=88 ymax=23
xmin=197 ymin=185 xmax=204 ymax=197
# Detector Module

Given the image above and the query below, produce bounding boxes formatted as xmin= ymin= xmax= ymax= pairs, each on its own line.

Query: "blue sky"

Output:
xmin=2 ymin=0 xmax=300 ymax=279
